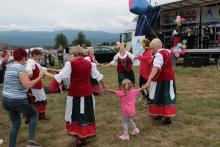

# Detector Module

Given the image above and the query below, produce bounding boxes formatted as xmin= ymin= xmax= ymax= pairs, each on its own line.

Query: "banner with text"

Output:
xmin=160 ymin=8 xmax=200 ymax=25
xmin=202 ymin=5 xmax=220 ymax=23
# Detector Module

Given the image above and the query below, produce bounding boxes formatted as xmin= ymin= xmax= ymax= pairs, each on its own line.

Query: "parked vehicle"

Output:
xmin=93 ymin=47 xmax=117 ymax=63
xmin=83 ymin=48 xmax=88 ymax=56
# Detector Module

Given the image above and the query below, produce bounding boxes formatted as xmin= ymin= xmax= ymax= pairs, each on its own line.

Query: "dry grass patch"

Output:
xmin=0 ymin=66 xmax=220 ymax=147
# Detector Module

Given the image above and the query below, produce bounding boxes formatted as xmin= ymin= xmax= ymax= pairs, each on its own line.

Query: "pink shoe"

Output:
xmin=131 ymin=128 xmax=140 ymax=136
xmin=119 ymin=134 xmax=129 ymax=141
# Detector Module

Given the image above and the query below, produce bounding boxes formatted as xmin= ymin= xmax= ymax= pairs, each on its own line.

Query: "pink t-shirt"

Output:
xmin=116 ymin=89 xmax=140 ymax=117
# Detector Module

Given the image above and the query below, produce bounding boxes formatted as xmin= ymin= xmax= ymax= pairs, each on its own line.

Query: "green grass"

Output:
xmin=0 ymin=66 xmax=220 ymax=147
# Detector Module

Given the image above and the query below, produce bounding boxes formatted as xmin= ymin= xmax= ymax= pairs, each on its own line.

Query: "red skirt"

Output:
xmin=149 ymin=105 xmax=176 ymax=117
xmin=66 ymin=122 xmax=96 ymax=139
xmin=27 ymin=91 xmax=47 ymax=113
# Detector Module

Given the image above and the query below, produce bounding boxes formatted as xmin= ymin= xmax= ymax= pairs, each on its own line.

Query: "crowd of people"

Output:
xmin=0 ymin=38 xmax=176 ymax=147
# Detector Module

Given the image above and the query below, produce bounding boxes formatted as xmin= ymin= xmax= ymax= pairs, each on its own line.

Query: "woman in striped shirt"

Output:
xmin=2 ymin=48 xmax=45 ymax=147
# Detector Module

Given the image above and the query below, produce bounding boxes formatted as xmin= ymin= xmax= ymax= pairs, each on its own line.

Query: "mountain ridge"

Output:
xmin=0 ymin=30 xmax=120 ymax=47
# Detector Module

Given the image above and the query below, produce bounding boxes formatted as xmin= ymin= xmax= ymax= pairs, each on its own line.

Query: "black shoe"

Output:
xmin=81 ymin=139 xmax=87 ymax=145
xmin=162 ymin=118 xmax=172 ymax=125
xmin=153 ymin=116 xmax=162 ymax=121
xmin=26 ymin=140 xmax=41 ymax=147
xmin=143 ymin=101 xmax=150 ymax=106
xmin=38 ymin=113 xmax=49 ymax=120
xmin=93 ymin=92 xmax=100 ymax=96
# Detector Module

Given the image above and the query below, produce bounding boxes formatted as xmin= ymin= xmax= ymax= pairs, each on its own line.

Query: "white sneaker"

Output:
xmin=131 ymin=128 xmax=140 ymax=136
xmin=0 ymin=139 xmax=3 ymax=145
xmin=119 ymin=134 xmax=129 ymax=141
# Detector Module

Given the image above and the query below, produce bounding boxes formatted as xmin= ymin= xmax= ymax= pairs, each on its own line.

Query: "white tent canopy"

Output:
xmin=159 ymin=0 xmax=218 ymax=11
xmin=29 ymin=47 xmax=44 ymax=52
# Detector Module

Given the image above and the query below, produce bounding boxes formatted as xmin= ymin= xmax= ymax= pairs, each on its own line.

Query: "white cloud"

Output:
xmin=0 ymin=0 xmax=181 ymax=32
xmin=0 ymin=0 xmax=136 ymax=33
xmin=0 ymin=15 xmax=135 ymax=33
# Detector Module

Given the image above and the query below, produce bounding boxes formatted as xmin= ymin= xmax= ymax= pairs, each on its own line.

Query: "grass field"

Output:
xmin=0 ymin=66 xmax=220 ymax=147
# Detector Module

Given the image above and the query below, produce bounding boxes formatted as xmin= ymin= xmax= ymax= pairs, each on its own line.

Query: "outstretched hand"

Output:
xmin=139 ymin=80 xmax=151 ymax=91
xmin=145 ymin=80 xmax=151 ymax=88
xmin=47 ymin=68 xmax=61 ymax=73
xmin=99 ymin=80 xmax=105 ymax=89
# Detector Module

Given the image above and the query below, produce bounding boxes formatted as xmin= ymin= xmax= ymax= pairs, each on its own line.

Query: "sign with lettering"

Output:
xmin=160 ymin=8 xmax=200 ymax=25
xmin=202 ymin=5 xmax=220 ymax=23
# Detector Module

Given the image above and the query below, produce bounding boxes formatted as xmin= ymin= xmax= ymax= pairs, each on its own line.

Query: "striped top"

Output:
xmin=3 ymin=63 xmax=28 ymax=99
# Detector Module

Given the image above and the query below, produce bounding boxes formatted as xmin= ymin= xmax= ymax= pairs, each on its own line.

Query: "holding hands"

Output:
xmin=39 ymin=71 xmax=46 ymax=79
xmin=145 ymin=80 xmax=151 ymax=89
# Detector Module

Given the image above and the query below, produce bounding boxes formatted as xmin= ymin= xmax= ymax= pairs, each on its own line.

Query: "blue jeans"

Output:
xmin=2 ymin=97 xmax=38 ymax=147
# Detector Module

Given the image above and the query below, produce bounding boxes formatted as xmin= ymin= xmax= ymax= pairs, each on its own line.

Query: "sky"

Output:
xmin=0 ymin=0 xmax=178 ymax=33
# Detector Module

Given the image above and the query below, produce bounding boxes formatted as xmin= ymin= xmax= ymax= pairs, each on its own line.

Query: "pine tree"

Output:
xmin=54 ymin=33 xmax=68 ymax=49
xmin=72 ymin=31 xmax=91 ymax=47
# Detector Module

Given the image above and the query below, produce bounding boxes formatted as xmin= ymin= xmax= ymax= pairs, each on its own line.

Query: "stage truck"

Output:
xmin=120 ymin=0 xmax=220 ymax=68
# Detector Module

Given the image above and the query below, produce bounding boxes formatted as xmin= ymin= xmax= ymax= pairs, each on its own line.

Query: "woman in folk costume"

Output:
xmin=26 ymin=49 xmax=48 ymax=120
xmin=44 ymin=46 xmax=104 ymax=147
xmin=84 ymin=47 xmax=102 ymax=95
xmin=145 ymin=38 xmax=176 ymax=125
xmin=136 ymin=38 xmax=153 ymax=106
xmin=105 ymin=42 xmax=136 ymax=88
xmin=172 ymin=26 xmax=181 ymax=47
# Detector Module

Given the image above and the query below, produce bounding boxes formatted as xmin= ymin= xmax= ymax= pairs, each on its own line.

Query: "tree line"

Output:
xmin=54 ymin=31 xmax=116 ymax=49
xmin=54 ymin=31 xmax=91 ymax=49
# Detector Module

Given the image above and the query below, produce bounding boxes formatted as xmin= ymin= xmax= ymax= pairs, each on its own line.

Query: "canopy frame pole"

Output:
xmin=199 ymin=5 xmax=203 ymax=49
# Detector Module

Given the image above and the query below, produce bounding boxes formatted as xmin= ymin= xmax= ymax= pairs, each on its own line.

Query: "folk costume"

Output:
xmin=172 ymin=29 xmax=181 ymax=47
xmin=54 ymin=57 xmax=103 ymax=140
xmin=26 ymin=59 xmax=47 ymax=119
xmin=84 ymin=55 xmax=101 ymax=95
xmin=149 ymin=49 xmax=176 ymax=119
xmin=137 ymin=49 xmax=153 ymax=100
xmin=203 ymin=27 xmax=212 ymax=49
xmin=110 ymin=51 xmax=135 ymax=87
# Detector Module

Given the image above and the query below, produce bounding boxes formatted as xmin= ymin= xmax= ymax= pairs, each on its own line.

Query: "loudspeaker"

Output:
xmin=184 ymin=56 xmax=209 ymax=67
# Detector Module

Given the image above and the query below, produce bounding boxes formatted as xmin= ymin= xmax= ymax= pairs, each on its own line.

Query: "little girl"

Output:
xmin=105 ymin=79 xmax=147 ymax=141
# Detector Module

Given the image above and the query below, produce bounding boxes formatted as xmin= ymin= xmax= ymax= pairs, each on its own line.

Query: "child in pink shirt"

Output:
xmin=105 ymin=79 xmax=147 ymax=141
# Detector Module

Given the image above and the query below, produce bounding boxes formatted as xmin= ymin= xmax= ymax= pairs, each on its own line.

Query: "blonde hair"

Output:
xmin=121 ymin=79 xmax=132 ymax=96
xmin=121 ymin=42 xmax=125 ymax=48
xmin=87 ymin=47 xmax=94 ymax=55
xmin=149 ymin=38 xmax=163 ymax=50
xmin=72 ymin=46 xmax=84 ymax=57
xmin=142 ymin=38 xmax=150 ymax=50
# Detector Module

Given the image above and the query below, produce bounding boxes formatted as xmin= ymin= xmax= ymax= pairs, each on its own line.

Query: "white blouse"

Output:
xmin=55 ymin=60 xmax=103 ymax=83
xmin=84 ymin=56 xmax=97 ymax=63
xmin=153 ymin=49 xmax=171 ymax=69
xmin=110 ymin=51 xmax=135 ymax=65
xmin=172 ymin=30 xmax=178 ymax=36
xmin=26 ymin=59 xmax=47 ymax=100
xmin=84 ymin=56 xmax=92 ymax=62
xmin=26 ymin=59 xmax=46 ymax=73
